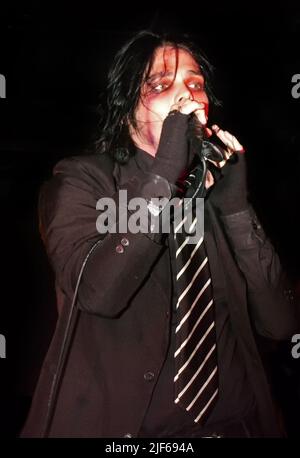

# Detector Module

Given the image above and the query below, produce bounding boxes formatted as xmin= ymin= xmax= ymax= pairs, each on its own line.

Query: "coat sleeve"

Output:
xmin=220 ymin=206 xmax=299 ymax=340
xmin=39 ymin=156 xmax=172 ymax=318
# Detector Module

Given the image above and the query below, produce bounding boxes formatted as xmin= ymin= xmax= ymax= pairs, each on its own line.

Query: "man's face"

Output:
xmin=130 ymin=46 xmax=209 ymax=156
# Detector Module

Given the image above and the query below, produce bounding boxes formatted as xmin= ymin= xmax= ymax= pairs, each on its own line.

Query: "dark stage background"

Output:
xmin=0 ymin=1 xmax=300 ymax=437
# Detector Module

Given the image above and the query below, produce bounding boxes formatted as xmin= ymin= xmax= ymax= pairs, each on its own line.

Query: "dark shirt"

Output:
xmin=136 ymin=148 xmax=255 ymax=438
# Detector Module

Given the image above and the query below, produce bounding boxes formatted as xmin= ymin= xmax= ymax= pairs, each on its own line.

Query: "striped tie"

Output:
xmin=172 ymin=205 xmax=219 ymax=425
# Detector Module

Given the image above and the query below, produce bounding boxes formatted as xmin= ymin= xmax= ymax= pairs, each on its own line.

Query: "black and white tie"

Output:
xmin=172 ymin=204 xmax=219 ymax=425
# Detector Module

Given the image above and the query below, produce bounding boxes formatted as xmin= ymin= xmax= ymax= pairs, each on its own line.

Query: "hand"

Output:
xmin=212 ymin=122 xmax=244 ymax=153
xmin=152 ymin=98 xmax=208 ymax=184
xmin=202 ymin=124 xmax=245 ymax=190
xmin=206 ymin=124 xmax=245 ymax=167
xmin=170 ymin=97 xmax=210 ymax=136
xmin=206 ymin=125 xmax=248 ymax=214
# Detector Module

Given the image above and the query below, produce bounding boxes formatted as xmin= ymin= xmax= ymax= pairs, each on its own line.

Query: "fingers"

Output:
xmin=194 ymin=106 xmax=207 ymax=126
xmin=205 ymin=170 xmax=215 ymax=189
xmin=168 ymin=97 xmax=212 ymax=136
xmin=205 ymin=127 xmax=213 ymax=138
xmin=169 ymin=98 xmax=208 ymax=125
xmin=207 ymin=158 xmax=227 ymax=169
xmin=211 ymin=124 xmax=245 ymax=153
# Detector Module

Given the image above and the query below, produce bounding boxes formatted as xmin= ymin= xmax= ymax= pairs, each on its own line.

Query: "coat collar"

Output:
xmin=112 ymin=148 xmax=154 ymax=189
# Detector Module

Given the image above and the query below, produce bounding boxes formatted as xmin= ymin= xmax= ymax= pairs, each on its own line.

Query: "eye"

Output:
xmin=151 ymin=81 xmax=170 ymax=93
xmin=187 ymin=80 xmax=204 ymax=90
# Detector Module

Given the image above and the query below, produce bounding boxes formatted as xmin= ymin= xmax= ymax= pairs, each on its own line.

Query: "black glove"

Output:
xmin=208 ymin=152 xmax=249 ymax=215
xmin=150 ymin=111 xmax=191 ymax=184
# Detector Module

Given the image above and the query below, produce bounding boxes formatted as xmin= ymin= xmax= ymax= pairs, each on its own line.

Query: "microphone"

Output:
xmin=183 ymin=114 xmax=226 ymax=199
xmin=189 ymin=113 xmax=226 ymax=163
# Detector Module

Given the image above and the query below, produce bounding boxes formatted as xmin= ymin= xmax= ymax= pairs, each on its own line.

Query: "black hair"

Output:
xmin=95 ymin=30 xmax=219 ymax=163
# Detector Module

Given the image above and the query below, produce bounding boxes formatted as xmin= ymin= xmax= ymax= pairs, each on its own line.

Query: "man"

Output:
xmin=21 ymin=30 xmax=297 ymax=438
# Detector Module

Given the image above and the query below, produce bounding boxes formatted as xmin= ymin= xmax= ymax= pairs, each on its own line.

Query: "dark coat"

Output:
xmin=21 ymin=151 xmax=297 ymax=437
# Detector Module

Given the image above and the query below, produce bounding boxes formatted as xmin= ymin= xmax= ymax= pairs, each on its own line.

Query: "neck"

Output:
xmin=134 ymin=142 xmax=157 ymax=157
xmin=130 ymin=126 xmax=158 ymax=158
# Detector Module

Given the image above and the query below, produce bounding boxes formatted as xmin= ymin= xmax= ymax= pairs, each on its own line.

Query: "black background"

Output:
xmin=0 ymin=1 xmax=300 ymax=437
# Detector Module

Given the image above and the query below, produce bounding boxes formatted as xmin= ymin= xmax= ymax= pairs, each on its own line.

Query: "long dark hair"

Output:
xmin=95 ymin=30 xmax=219 ymax=163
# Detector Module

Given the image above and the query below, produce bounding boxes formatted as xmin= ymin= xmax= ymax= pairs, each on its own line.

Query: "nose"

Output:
xmin=174 ymin=84 xmax=193 ymax=104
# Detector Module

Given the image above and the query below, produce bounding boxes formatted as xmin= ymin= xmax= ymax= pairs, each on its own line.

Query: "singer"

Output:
xmin=21 ymin=30 xmax=297 ymax=438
